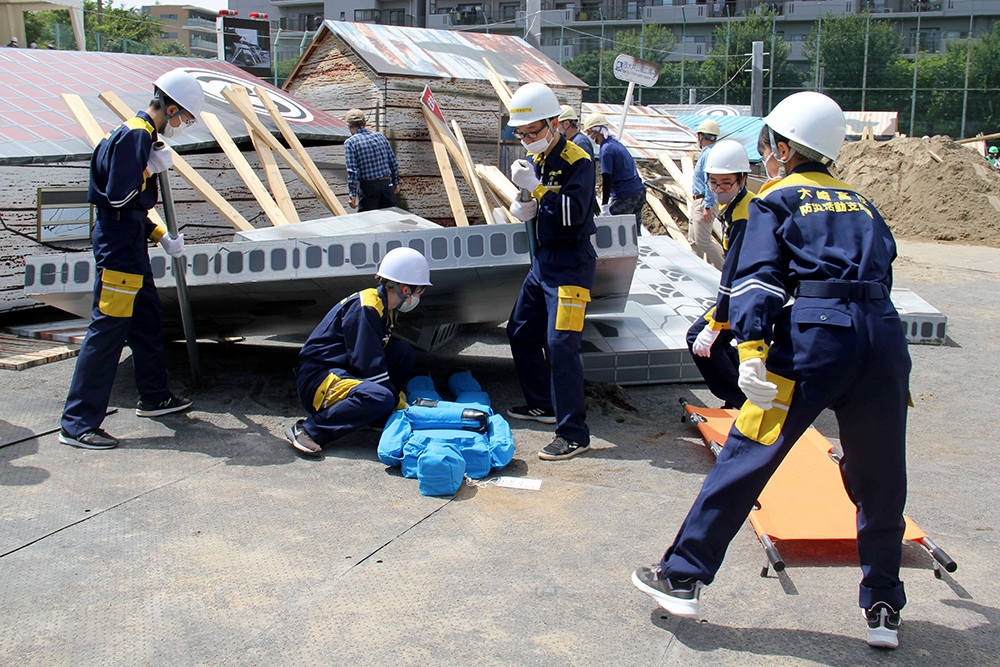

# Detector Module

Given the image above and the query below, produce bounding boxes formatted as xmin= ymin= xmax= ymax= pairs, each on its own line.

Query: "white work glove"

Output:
xmin=510 ymin=159 xmax=541 ymax=192
xmin=146 ymin=146 xmax=173 ymax=174
xmin=160 ymin=233 xmax=185 ymax=258
xmin=692 ymin=327 xmax=720 ymax=357
xmin=738 ymin=358 xmax=779 ymax=411
xmin=510 ymin=198 xmax=538 ymax=221
xmin=600 ymin=203 xmax=612 ymax=217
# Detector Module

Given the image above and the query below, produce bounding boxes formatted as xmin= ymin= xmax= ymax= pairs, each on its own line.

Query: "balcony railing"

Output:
xmin=353 ymin=9 xmax=415 ymax=26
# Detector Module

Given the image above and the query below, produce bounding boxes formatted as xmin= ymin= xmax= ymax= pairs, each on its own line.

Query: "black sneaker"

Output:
xmin=865 ymin=602 xmax=901 ymax=649
xmin=631 ymin=566 xmax=703 ymax=619
xmin=285 ymin=419 xmax=321 ymax=456
xmin=136 ymin=396 xmax=193 ymax=417
xmin=507 ymin=405 xmax=557 ymax=424
xmin=58 ymin=428 xmax=119 ymax=450
xmin=537 ymin=435 xmax=590 ymax=460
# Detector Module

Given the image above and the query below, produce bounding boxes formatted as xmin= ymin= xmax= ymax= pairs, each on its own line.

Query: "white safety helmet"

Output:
xmin=764 ymin=91 xmax=845 ymax=162
xmin=696 ymin=118 xmax=721 ymax=137
xmin=154 ymin=69 xmax=205 ymax=120
xmin=376 ymin=247 xmax=432 ymax=287
xmin=507 ymin=83 xmax=562 ymax=127
xmin=557 ymin=105 xmax=579 ymax=122
xmin=704 ymin=139 xmax=750 ymax=175
xmin=581 ymin=112 xmax=610 ymax=132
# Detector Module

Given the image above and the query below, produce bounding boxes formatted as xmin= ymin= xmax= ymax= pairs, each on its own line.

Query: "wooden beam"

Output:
xmin=451 ymin=119 xmax=494 ymax=224
xmin=229 ymin=86 xmax=298 ymax=224
xmin=97 ymin=91 xmax=253 ymax=232
xmin=481 ymin=57 xmax=513 ymax=110
xmin=201 ymin=111 xmax=289 ymax=227
xmin=422 ymin=107 xmax=474 ymax=184
xmin=928 ymin=150 xmax=943 ymax=163
xmin=957 ymin=131 xmax=1000 ymax=144
xmin=646 ymin=189 xmax=692 ymax=251
xmin=476 ymin=164 xmax=518 ymax=206
xmin=59 ymin=93 xmax=167 ymax=230
xmin=680 ymin=155 xmax=695 ymax=185
xmin=657 ymin=153 xmax=693 ymax=202
xmin=425 ymin=114 xmax=468 ymax=227
xmin=253 ymin=85 xmax=347 ymax=215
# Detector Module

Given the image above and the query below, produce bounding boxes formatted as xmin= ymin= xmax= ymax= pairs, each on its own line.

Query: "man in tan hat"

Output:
xmin=343 ymin=108 xmax=400 ymax=212
xmin=556 ymin=105 xmax=594 ymax=161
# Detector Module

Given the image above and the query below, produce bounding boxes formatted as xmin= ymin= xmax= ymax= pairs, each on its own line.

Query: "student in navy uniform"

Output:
xmin=556 ymin=105 xmax=595 ymax=161
xmin=685 ymin=140 xmax=754 ymax=409
xmin=59 ymin=69 xmax=203 ymax=450
xmin=286 ymin=247 xmax=431 ymax=456
xmin=581 ymin=112 xmax=646 ymax=237
xmin=344 ymin=108 xmax=400 ymax=212
xmin=633 ymin=92 xmax=911 ymax=650
xmin=505 ymin=83 xmax=597 ymax=461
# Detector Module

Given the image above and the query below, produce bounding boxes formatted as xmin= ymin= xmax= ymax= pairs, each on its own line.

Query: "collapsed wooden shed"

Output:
xmin=283 ymin=21 xmax=588 ymax=224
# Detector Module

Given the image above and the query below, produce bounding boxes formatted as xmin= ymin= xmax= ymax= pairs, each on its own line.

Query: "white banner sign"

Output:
xmin=613 ymin=54 xmax=660 ymax=87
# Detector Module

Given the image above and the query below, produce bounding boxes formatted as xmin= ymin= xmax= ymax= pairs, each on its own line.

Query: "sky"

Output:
xmin=138 ymin=0 xmax=232 ymax=14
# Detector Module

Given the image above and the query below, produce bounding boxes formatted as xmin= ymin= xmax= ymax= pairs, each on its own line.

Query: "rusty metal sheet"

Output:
xmin=320 ymin=21 xmax=586 ymax=88
xmin=582 ymin=103 xmax=698 ymax=161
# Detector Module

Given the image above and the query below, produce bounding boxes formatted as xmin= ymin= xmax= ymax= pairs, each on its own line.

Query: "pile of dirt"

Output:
xmin=833 ymin=136 xmax=1000 ymax=247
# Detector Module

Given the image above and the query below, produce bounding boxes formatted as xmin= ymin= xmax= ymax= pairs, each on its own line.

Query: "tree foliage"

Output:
xmin=699 ymin=10 xmax=801 ymax=109
xmin=24 ymin=0 xmax=162 ymax=52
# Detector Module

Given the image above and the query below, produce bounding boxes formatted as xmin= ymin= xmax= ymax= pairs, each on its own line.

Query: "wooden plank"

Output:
xmin=59 ymin=93 xmax=168 ymax=230
xmin=0 ymin=333 xmax=79 ymax=371
xmin=929 ymin=150 xmax=943 ymax=163
xmin=229 ymin=86 xmax=299 ymax=224
xmin=253 ymin=85 xmax=347 ymax=216
xmin=481 ymin=57 xmax=513 ymax=110
xmin=97 ymin=91 xmax=253 ymax=232
xmin=201 ymin=111 xmax=289 ymax=227
xmin=476 ymin=164 xmax=518 ymax=206
xmin=646 ymin=189 xmax=692 ymax=251
xmin=423 ymin=108 xmax=474 ymax=185
xmin=425 ymin=113 xmax=469 ymax=227
xmin=451 ymin=119 xmax=493 ymax=224
xmin=957 ymin=131 xmax=1000 ymax=144
xmin=680 ymin=155 xmax=695 ymax=185
xmin=657 ymin=153 xmax=693 ymax=202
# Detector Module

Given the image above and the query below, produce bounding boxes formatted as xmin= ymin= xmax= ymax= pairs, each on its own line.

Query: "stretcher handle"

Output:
xmin=920 ymin=536 xmax=957 ymax=573
xmin=759 ymin=533 xmax=785 ymax=572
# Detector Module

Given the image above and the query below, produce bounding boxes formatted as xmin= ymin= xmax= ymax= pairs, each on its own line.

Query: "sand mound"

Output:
xmin=833 ymin=136 xmax=1000 ymax=247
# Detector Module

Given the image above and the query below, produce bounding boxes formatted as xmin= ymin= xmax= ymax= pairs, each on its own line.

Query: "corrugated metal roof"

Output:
xmin=321 ymin=21 xmax=586 ymax=88
xmin=0 ymin=49 xmax=349 ymax=166
xmin=674 ymin=115 xmax=766 ymax=162
xmin=650 ymin=104 xmax=751 ymax=117
xmin=582 ymin=103 xmax=697 ymax=161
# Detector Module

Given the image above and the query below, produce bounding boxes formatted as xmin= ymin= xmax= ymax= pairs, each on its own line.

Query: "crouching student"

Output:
xmin=684 ymin=139 xmax=754 ymax=409
xmin=286 ymin=248 xmax=432 ymax=456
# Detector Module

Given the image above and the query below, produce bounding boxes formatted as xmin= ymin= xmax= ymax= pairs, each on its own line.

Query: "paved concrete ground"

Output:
xmin=1 ymin=238 xmax=999 ymax=666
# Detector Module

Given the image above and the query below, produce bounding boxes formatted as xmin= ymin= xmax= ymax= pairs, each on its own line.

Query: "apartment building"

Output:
xmin=220 ymin=0 xmax=1000 ymax=64
xmin=142 ymin=4 xmax=220 ymax=57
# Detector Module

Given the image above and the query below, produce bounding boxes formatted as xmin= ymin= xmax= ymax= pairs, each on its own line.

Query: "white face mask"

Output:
xmin=160 ymin=121 xmax=186 ymax=139
xmin=398 ymin=294 xmax=419 ymax=313
xmin=521 ymin=124 xmax=553 ymax=154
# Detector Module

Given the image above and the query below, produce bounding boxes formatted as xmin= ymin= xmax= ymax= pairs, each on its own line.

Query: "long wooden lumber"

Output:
xmin=657 ymin=152 xmax=693 ymax=203
xmin=646 ymin=190 xmax=692 ymax=250
xmin=60 ymin=93 xmax=167 ymax=229
xmin=423 ymin=109 xmax=468 ymax=226
xmin=228 ymin=86 xmax=298 ymax=224
xmin=201 ymin=111 xmax=289 ymax=227
xmin=253 ymin=85 xmax=347 ymax=216
xmin=98 ymin=90 xmax=253 ymax=232
xmin=451 ymin=120 xmax=494 ymax=224
xmin=476 ymin=164 xmax=518 ymax=206
xmin=481 ymin=57 xmax=513 ymax=109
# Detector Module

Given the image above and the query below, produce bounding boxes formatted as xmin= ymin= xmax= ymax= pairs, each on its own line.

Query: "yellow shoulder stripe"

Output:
xmin=560 ymin=140 xmax=591 ymax=165
xmin=359 ymin=287 xmax=385 ymax=317
xmin=124 ymin=116 xmax=155 ymax=136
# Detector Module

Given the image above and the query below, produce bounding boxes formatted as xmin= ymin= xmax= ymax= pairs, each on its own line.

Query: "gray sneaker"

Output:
xmin=865 ymin=602 xmax=900 ymax=649
xmin=538 ymin=436 xmax=590 ymax=460
xmin=631 ymin=566 xmax=703 ymax=619
xmin=285 ymin=419 xmax=321 ymax=456
xmin=59 ymin=428 xmax=119 ymax=450
xmin=136 ymin=396 xmax=192 ymax=417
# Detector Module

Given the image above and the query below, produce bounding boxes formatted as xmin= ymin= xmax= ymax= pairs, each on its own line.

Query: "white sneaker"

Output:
xmin=865 ymin=602 xmax=901 ymax=649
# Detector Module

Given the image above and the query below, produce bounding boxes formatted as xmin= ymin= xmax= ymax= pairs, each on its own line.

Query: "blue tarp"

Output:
xmin=674 ymin=115 xmax=766 ymax=162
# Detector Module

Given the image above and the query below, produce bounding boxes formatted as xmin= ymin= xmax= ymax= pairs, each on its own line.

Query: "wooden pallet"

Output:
xmin=0 ymin=332 xmax=80 ymax=371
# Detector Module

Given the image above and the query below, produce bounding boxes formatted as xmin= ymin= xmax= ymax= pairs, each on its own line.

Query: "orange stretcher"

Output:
xmin=680 ymin=400 xmax=957 ymax=577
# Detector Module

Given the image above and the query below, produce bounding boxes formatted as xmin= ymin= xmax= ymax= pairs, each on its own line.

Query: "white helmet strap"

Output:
xmin=768 ymin=127 xmax=797 ymax=165
xmin=156 ymin=88 xmax=184 ymax=133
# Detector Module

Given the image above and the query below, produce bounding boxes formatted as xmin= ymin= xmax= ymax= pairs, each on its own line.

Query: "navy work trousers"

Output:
xmin=685 ymin=311 xmax=745 ymax=408
xmin=61 ymin=271 xmax=171 ymax=437
xmin=296 ymin=339 xmax=414 ymax=445
xmin=662 ymin=297 xmax=911 ymax=610
xmin=358 ymin=178 xmax=396 ymax=212
xmin=507 ymin=242 xmax=596 ymax=446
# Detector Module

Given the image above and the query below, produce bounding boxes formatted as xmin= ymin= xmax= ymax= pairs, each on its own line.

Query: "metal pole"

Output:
xmin=814 ymin=16 xmax=822 ymax=91
xmin=961 ymin=13 xmax=973 ymax=138
xmin=680 ymin=8 xmax=686 ymax=104
xmin=638 ymin=21 xmax=644 ymax=105
xmin=618 ymin=81 xmax=635 ymax=139
xmin=599 ymin=21 xmax=604 ymax=104
xmin=861 ymin=13 xmax=870 ymax=111
xmin=768 ymin=14 xmax=776 ymax=113
xmin=724 ymin=20 xmax=730 ymax=105
xmin=909 ymin=10 xmax=921 ymax=137
xmin=751 ymin=40 xmax=764 ymax=117
xmin=154 ymin=142 xmax=202 ymax=387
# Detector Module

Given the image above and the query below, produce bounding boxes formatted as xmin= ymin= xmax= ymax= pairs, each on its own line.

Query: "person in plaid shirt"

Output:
xmin=344 ymin=109 xmax=400 ymax=212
